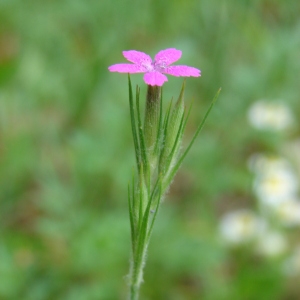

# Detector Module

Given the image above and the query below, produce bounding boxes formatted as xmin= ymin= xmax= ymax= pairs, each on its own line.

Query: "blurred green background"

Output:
xmin=1 ymin=0 xmax=300 ymax=299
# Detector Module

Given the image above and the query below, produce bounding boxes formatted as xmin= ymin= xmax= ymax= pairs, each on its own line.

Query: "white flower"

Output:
xmin=219 ymin=209 xmax=266 ymax=245
xmin=254 ymin=167 xmax=298 ymax=208
xmin=275 ymin=198 xmax=300 ymax=227
xmin=256 ymin=231 xmax=288 ymax=257
xmin=248 ymin=101 xmax=293 ymax=131
xmin=248 ymin=154 xmax=291 ymax=175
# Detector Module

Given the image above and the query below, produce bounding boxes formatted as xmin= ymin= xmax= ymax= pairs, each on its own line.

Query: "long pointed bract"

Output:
xmin=164 ymin=88 xmax=221 ymax=190
xmin=128 ymin=75 xmax=141 ymax=173
xmin=127 ymin=77 xmax=219 ymax=300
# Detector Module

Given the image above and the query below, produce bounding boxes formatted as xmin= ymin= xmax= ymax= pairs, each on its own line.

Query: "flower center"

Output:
xmin=140 ymin=60 xmax=154 ymax=72
xmin=153 ymin=61 xmax=167 ymax=72
xmin=140 ymin=60 xmax=168 ymax=73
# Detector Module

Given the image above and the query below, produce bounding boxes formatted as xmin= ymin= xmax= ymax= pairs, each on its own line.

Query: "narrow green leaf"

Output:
xmin=163 ymin=88 xmax=221 ymax=190
xmin=158 ymin=98 xmax=173 ymax=167
xmin=147 ymin=177 xmax=163 ymax=241
xmin=138 ymin=164 xmax=145 ymax=231
xmin=136 ymin=86 xmax=150 ymax=187
xmin=128 ymin=75 xmax=141 ymax=173
xmin=138 ymin=175 xmax=161 ymax=249
xmin=164 ymin=110 xmax=186 ymax=174
xmin=162 ymin=98 xmax=173 ymax=136
xmin=128 ymin=182 xmax=135 ymax=250
xmin=131 ymin=170 xmax=137 ymax=228
xmin=183 ymin=98 xmax=194 ymax=132
xmin=133 ymin=176 xmax=160 ymax=282
xmin=159 ymin=83 xmax=185 ymax=174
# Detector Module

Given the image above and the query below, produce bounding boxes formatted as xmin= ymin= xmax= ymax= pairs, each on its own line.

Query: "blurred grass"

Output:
xmin=0 ymin=0 xmax=300 ymax=299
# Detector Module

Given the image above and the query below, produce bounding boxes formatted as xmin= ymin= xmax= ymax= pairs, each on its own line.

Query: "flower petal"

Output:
xmin=144 ymin=71 xmax=168 ymax=86
xmin=108 ymin=64 xmax=146 ymax=73
xmin=154 ymin=48 xmax=182 ymax=66
xmin=122 ymin=50 xmax=152 ymax=66
xmin=164 ymin=65 xmax=201 ymax=77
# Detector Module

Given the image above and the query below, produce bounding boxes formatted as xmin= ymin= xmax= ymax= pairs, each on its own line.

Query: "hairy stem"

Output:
xmin=130 ymin=240 xmax=148 ymax=300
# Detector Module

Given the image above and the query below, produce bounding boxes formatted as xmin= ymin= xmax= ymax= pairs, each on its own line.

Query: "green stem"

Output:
xmin=129 ymin=178 xmax=162 ymax=300
xmin=130 ymin=238 xmax=148 ymax=300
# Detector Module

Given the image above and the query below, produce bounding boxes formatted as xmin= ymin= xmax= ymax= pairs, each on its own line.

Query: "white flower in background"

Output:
xmin=219 ymin=209 xmax=266 ymax=245
xmin=248 ymin=101 xmax=294 ymax=131
xmin=254 ymin=167 xmax=298 ymax=208
xmin=248 ymin=153 xmax=292 ymax=175
xmin=256 ymin=231 xmax=288 ymax=257
xmin=275 ymin=198 xmax=300 ymax=227
xmin=283 ymin=246 xmax=300 ymax=276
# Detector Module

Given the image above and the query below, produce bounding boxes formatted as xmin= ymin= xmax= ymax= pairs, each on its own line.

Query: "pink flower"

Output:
xmin=108 ymin=48 xmax=201 ymax=86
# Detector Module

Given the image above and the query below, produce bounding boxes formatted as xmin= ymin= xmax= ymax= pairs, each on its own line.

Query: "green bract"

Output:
xmin=127 ymin=74 xmax=219 ymax=300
